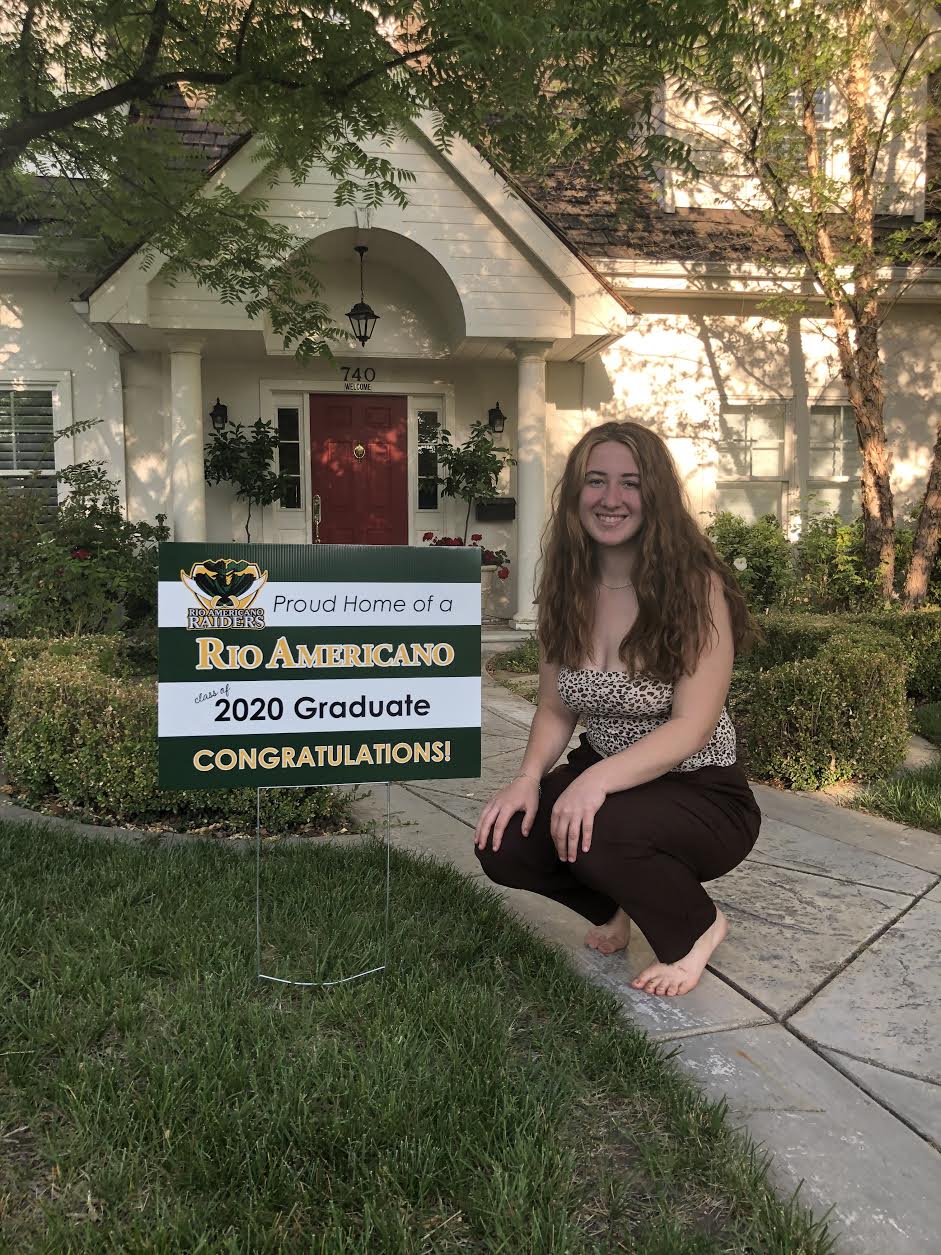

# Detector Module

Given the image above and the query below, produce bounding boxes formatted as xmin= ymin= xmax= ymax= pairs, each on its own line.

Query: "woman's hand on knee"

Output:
xmin=475 ymin=777 xmax=539 ymax=853
xmin=550 ymin=774 xmax=607 ymax=863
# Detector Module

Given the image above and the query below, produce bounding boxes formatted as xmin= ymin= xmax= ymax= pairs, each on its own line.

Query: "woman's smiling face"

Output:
xmin=577 ymin=440 xmax=644 ymax=548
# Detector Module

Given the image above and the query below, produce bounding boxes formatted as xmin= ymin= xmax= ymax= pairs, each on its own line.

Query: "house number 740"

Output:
xmin=341 ymin=368 xmax=376 ymax=382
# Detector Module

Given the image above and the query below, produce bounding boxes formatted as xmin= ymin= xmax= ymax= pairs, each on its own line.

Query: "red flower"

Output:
xmin=70 ymin=548 xmax=92 ymax=561
xmin=422 ymin=531 xmax=434 ymax=541
xmin=498 ymin=566 xmax=510 ymax=580
xmin=471 ymin=533 xmax=483 ymax=542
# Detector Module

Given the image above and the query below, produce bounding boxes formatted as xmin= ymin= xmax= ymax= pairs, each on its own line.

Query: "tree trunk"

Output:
xmin=902 ymin=421 xmax=941 ymax=607
xmin=850 ymin=318 xmax=896 ymax=596
xmin=812 ymin=288 xmax=895 ymax=598
xmin=795 ymin=21 xmax=895 ymax=600
xmin=843 ymin=19 xmax=895 ymax=598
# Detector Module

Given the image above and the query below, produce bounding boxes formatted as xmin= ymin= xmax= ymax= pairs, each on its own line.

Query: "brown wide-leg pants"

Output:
xmin=475 ymin=734 xmax=762 ymax=964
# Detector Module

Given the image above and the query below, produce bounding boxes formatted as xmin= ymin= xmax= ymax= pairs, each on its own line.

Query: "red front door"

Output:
xmin=309 ymin=394 xmax=408 ymax=544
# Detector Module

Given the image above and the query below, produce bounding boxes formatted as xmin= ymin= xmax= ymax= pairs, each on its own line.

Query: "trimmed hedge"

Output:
xmin=731 ymin=625 xmax=911 ymax=789
xmin=3 ymin=651 xmax=353 ymax=835
xmin=855 ymin=610 xmax=941 ymax=702
xmin=747 ymin=608 xmax=941 ymax=702
xmin=0 ymin=635 xmax=125 ymax=736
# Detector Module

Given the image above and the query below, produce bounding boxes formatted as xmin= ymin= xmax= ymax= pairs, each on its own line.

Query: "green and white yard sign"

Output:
xmin=158 ymin=543 xmax=482 ymax=790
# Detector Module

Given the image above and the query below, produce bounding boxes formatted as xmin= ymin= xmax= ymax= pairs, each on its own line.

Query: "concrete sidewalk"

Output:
xmin=352 ymin=661 xmax=941 ymax=1255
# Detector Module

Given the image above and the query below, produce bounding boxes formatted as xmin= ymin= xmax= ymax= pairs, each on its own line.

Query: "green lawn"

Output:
xmin=858 ymin=756 xmax=941 ymax=833
xmin=0 ymin=822 xmax=832 ymax=1253
xmin=913 ymin=702 xmax=941 ymax=747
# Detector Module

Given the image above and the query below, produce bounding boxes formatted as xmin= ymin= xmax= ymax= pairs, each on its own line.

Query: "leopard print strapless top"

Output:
xmin=557 ymin=667 xmax=737 ymax=770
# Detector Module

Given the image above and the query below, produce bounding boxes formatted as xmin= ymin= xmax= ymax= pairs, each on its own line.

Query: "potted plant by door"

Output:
xmin=422 ymin=533 xmax=511 ymax=622
xmin=434 ymin=421 xmax=516 ymax=543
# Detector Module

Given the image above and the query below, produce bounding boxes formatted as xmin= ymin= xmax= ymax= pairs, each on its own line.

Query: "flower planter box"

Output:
xmin=475 ymin=496 xmax=516 ymax=522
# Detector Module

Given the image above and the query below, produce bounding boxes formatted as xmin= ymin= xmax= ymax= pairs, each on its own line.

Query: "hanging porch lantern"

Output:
xmin=487 ymin=401 xmax=508 ymax=434
xmin=209 ymin=398 xmax=228 ymax=432
xmin=346 ymin=245 xmax=380 ymax=347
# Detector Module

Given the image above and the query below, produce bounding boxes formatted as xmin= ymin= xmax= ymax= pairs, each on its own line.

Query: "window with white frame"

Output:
xmin=765 ymin=86 xmax=831 ymax=175
xmin=807 ymin=403 xmax=861 ymax=519
xmin=276 ymin=405 xmax=302 ymax=510
xmin=417 ymin=408 xmax=440 ymax=511
xmin=0 ymin=387 xmax=58 ymax=508
xmin=787 ymin=86 xmax=830 ymax=126
xmin=715 ymin=402 xmax=789 ymax=523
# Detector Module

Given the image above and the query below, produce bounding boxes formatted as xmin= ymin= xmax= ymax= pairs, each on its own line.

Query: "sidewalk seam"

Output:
xmin=785 ymin=1022 xmax=941 ymax=1155
xmin=746 ymin=854 xmax=938 ymax=896
xmin=813 ymin=1043 xmax=941 ymax=1089
xmin=782 ymin=879 xmax=941 ymax=1020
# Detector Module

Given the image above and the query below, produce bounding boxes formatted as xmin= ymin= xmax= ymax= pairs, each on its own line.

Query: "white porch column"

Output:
xmin=512 ymin=342 xmax=552 ymax=631
xmin=168 ymin=337 xmax=207 ymax=542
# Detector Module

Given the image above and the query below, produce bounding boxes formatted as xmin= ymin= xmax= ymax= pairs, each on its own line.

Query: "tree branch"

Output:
xmin=0 ymin=35 xmax=455 ymax=172
xmin=233 ymin=0 xmax=258 ymax=66
xmin=139 ymin=0 xmax=170 ymax=81
xmin=337 ymin=38 xmax=461 ymax=98
xmin=16 ymin=1 xmax=39 ymax=113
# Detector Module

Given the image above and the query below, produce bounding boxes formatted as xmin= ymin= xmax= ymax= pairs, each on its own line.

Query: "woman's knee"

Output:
xmin=474 ymin=814 xmax=529 ymax=886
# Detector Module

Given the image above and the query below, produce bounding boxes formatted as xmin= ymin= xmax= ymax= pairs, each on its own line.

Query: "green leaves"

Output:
xmin=203 ymin=416 xmax=289 ymax=541
xmin=434 ymin=421 xmax=516 ymax=542
xmin=0 ymin=460 xmax=170 ymax=638
xmin=2 ymin=0 xmax=753 ymax=358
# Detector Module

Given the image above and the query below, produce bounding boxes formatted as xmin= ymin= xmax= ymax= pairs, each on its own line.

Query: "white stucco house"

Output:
xmin=3 ymin=79 xmax=940 ymax=628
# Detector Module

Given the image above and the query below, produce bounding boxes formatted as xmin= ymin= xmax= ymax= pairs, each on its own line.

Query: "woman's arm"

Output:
xmin=475 ymin=652 xmax=577 ymax=851
xmin=550 ymin=574 xmax=735 ymax=861
xmin=516 ymin=657 xmax=579 ymax=780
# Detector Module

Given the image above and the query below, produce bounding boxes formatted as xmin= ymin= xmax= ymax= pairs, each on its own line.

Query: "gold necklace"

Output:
xmin=599 ymin=580 xmax=633 ymax=590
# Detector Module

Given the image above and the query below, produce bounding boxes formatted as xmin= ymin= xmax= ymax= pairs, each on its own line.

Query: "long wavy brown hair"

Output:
xmin=537 ymin=421 xmax=752 ymax=680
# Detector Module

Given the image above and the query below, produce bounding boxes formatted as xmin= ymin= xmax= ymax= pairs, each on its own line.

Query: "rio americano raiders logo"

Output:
xmin=180 ymin=558 xmax=268 ymax=629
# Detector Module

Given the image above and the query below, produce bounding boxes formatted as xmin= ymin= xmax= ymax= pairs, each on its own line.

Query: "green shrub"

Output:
xmin=742 ymin=611 xmax=837 ymax=669
xmin=741 ymin=607 xmax=941 ymax=702
xmin=0 ymin=480 xmax=56 ymax=633
xmin=853 ymin=609 xmax=941 ymax=703
xmin=4 ymin=654 xmax=353 ymax=835
xmin=730 ymin=627 xmax=910 ymax=789
xmin=914 ymin=703 xmax=941 ymax=747
xmin=706 ymin=512 xmax=792 ymax=610
xmin=0 ymin=634 xmax=125 ymax=736
xmin=786 ymin=513 xmax=878 ymax=613
xmin=7 ymin=461 xmax=168 ymax=638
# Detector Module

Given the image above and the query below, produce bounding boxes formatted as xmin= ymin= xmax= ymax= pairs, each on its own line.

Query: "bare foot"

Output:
xmin=584 ymin=908 xmax=631 ymax=955
xmin=630 ymin=909 xmax=729 ymax=997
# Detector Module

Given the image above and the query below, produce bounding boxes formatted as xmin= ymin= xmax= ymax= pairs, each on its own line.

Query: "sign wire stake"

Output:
xmin=255 ymin=782 xmax=392 ymax=988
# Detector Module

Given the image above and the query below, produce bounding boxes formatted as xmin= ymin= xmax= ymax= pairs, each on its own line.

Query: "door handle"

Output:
xmin=312 ymin=493 xmax=322 ymax=543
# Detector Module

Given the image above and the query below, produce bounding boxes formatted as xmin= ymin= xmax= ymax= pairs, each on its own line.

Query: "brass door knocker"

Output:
xmin=353 ymin=442 xmax=366 ymax=460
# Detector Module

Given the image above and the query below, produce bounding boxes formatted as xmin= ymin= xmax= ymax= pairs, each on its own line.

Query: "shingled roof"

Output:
xmin=140 ymin=88 xmax=248 ymax=169
xmin=8 ymin=88 xmax=936 ymax=276
xmin=512 ymin=168 xmax=804 ymax=265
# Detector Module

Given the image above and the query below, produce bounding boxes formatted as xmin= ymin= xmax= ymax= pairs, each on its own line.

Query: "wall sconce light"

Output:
xmin=209 ymin=398 xmax=228 ymax=432
xmin=346 ymin=245 xmax=380 ymax=347
xmin=487 ymin=401 xmax=509 ymax=434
